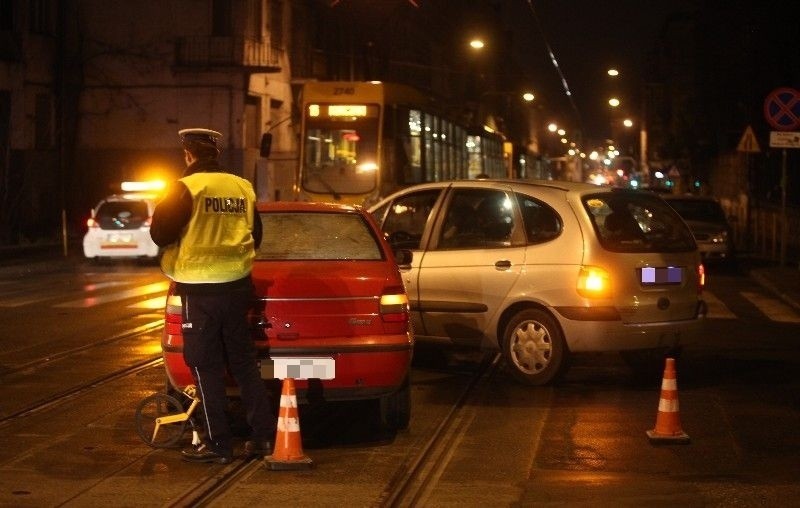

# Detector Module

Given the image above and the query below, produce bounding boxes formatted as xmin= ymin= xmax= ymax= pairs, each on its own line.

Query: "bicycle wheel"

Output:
xmin=135 ymin=393 xmax=187 ymax=448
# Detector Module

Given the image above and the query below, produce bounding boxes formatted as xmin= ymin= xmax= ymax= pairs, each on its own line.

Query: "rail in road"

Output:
xmin=0 ymin=339 xmax=500 ymax=505
xmin=0 ymin=322 xmax=164 ymax=424
xmin=156 ymin=353 xmax=501 ymax=507
xmin=2 ymin=261 xmax=800 ymax=505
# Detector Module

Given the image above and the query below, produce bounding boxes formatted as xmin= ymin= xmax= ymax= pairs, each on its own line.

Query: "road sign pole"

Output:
xmin=780 ymin=148 xmax=787 ymax=267
xmin=746 ymin=151 xmax=752 ymax=251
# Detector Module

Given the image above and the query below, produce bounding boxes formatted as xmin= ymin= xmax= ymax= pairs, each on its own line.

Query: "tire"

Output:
xmin=379 ymin=375 xmax=411 ymax=430
xmin=502 ymin=308 xmax=568 ymax=386
xmin=135 ymin=393 xmax=187 ymax=448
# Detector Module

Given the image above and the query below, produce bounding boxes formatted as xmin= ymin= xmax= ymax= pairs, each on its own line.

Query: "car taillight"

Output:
xmin=144 ymin=216 xmax=152 ymax=227
xmin=380 ymin=286 xmax=409 ymax=323
xmin=164 ymin=292 xmax=183 ymax=336
xmin=697 ymin=263 xmax=705 ymax=294
xmin=87 ymin=217 xmax=98 ymax=228
xmin=577 ymin=265 xmax=612 ymax=299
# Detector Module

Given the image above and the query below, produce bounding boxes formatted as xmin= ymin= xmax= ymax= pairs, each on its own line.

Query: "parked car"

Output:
xmin=661 ymin=194 xmax=735 ymax=264
xmin=369 ymin=180 xmax=707 ymax=385
xmin=161 ymin=201 xmax=413 ymax=429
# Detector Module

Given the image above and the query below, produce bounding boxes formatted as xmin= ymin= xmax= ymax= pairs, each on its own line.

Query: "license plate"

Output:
xmin=640 ymin=266 xmax=683 ymax=285
xmin=260 ymin=357 xmax=335 ymax=380
xmin=102 ymin=233 xmax=135 ymax=247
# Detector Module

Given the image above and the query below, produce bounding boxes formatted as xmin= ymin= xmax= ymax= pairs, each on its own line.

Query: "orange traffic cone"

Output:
xmin=265 ymin=377 xmax=313 ymax=470
xmin=647 ymin=357 xmax=690 ymax=444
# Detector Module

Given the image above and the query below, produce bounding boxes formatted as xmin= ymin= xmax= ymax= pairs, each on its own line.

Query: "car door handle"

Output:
xmin=494 ymin=260 xmax=512 ymax=270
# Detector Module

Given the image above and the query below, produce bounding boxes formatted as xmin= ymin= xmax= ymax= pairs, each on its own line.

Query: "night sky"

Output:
xmin=509 ymin=0 xmax=693 ymax=143
xmin=505 ymin=0 xmax=800 ymax=146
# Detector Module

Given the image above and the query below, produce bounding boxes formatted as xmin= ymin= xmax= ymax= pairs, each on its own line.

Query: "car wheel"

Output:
xmin=502 ymin=308 xmax=568 ymax=386
xmin=379 ymin=375 xmax=411 ymax=430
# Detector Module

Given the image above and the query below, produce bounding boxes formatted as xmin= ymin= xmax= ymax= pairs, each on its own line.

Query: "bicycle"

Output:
xmin=135 ymin=385 xmax=202 ymax=448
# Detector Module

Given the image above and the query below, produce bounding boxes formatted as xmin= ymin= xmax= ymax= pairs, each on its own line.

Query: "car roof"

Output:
xmin=661 ymin=193 xmax=721 ymax=203
xmin=98 ymin=193 xmax=158 ymax=203
xmin=256 ymin=200 xmax=362 ymax=213
xmin=373 ymin=179 xmax=648 ymax=199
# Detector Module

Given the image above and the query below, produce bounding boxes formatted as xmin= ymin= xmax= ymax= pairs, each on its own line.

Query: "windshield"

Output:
xmin=301 ymin=114 xmax=379 ymax=196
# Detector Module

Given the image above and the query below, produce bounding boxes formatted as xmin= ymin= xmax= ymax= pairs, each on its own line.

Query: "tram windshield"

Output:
xmin=301 ymin=104 xmax=380 ymax=196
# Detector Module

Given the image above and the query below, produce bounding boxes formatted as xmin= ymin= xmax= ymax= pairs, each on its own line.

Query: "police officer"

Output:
xmin=150 ymin=128 xmax=275 ymax=464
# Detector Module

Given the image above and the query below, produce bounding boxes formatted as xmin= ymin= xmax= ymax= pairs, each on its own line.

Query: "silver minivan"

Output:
xmin=369 ymin=179 xmax=707 ymax=385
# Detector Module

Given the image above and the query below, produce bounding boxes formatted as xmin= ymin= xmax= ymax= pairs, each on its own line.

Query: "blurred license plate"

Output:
xmin=640 ymin=266 xmax=682 ymax=285
xmin=102 ymin=233 xmax=136 ymax=247
xmin=260 ymin=357 xmax=335 ymax=380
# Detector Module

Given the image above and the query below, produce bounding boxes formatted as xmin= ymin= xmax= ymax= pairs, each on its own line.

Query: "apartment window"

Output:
xmin=245 ymin=0 xmax=262 ymax=38
xmin=212 ymin=0 xmax=232 ymax=36
xmin=0 ymin=0 xmax=13 ymax=31
xmin=30 ymin=0 xmax=53 ymax=34
xmin=35 ymin=93 xmax=52 ymax=149
xmin=268 ymin=0 xmax=283 ymax=48
xmin=245 ymin=96 xmax=261 ymax=149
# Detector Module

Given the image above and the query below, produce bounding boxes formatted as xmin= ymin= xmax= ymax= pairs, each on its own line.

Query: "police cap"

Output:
xmin=178 ymin=128 xmax=222 ymax=151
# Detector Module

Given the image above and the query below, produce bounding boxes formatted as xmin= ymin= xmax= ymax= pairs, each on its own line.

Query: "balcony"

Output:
xmin=175 ymin=36 xmax=282 ymax=73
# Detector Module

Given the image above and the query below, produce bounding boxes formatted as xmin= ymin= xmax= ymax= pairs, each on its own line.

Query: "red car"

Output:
xmin=161 ymin=201 xmax=413 ymax=429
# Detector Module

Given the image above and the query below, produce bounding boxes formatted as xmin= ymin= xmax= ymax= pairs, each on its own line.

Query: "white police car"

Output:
xmin=83 ymin=182 xmax=163 ymax=260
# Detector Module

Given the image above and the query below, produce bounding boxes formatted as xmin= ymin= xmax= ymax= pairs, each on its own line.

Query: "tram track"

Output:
xmin=0 ymin=320 xmax=163 ymax=377
xmin=379 ymin=352 xmax=501 ymax=507
xmin=0 ymin=318 xmax=165 ymax=426
xmin=0 ymin=355 xmax=164 ymax=426
xmin=162 ymin=352 xmax=503 ymax=507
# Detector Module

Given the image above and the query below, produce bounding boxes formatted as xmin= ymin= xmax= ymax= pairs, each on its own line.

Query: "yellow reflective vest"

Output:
xmin=160 ymin=172 xmax=256 ymax=283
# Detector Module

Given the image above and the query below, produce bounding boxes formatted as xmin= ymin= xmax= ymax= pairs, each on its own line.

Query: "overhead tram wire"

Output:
xmin=525 ymin=0 xmax=584 ymax=136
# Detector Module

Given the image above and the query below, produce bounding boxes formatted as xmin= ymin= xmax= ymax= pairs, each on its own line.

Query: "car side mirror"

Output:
xmin=394 ymin=249 xmax=412 ymax=267
xmin=259 ymin=133 xmax=273 ymax=158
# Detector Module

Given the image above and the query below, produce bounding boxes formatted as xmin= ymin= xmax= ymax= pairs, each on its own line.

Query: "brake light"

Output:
xmin=164 ymin=291 xmax=183 ymax=339
xmin=144 ymin=216 xmax=153 ymax=227
xmin=697 ymin=263 xmax=705 ymax=294
xmin=87 ymin=217 xmax=98 ymax=228
xmin=577 ymin=265 xmax=612 ymax=299
xmin=380 ymin=286 xmax=409 ymax=323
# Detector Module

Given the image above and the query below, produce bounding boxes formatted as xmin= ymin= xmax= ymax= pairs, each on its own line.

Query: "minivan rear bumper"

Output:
xmin=556 ymin=308 xmax=705 ymax=352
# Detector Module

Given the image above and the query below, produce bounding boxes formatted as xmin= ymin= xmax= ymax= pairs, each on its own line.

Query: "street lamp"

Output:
xmin=608 ymin=97 xmax=620 ymax=108
xmin=469 ymin=38 xmax=485 ymax=50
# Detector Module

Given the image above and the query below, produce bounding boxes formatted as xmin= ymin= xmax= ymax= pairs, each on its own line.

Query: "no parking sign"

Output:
xmin=764 ymin=87 xmax=800 ymax=131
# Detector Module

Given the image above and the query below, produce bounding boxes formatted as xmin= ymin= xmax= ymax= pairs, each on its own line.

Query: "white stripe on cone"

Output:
xmin=658 ymin=398 xmax=680 ymax=413
xmin=277 ymin=416 xmax=301 ymax=433
xmin=280 ymin=394 xmax=297 ymax=408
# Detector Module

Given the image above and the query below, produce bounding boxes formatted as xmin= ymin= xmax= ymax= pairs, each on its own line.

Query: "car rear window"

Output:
xmin=583 ymin=191 xmax=696 ymax=253
xmin=96 ymin=200 xmax=149 ymax=229
xmin=257 ymin=211 xmax=384 ymax=260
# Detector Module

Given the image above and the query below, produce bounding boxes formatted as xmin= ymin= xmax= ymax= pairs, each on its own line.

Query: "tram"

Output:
xmin=295 ymin=80 xmax=507 ymax=206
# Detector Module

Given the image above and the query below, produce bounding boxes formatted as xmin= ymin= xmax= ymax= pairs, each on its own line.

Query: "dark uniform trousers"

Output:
xmin=180 ymin=280 xmax=275 ymax=456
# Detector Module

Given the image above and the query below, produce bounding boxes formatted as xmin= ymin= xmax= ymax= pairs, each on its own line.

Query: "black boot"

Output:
xmin=181 ymin=442 xmax=232 ymax=464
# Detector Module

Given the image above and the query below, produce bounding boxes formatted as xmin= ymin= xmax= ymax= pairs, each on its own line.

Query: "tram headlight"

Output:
xmin=357 ymin=161 xmax=378 ymax=172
